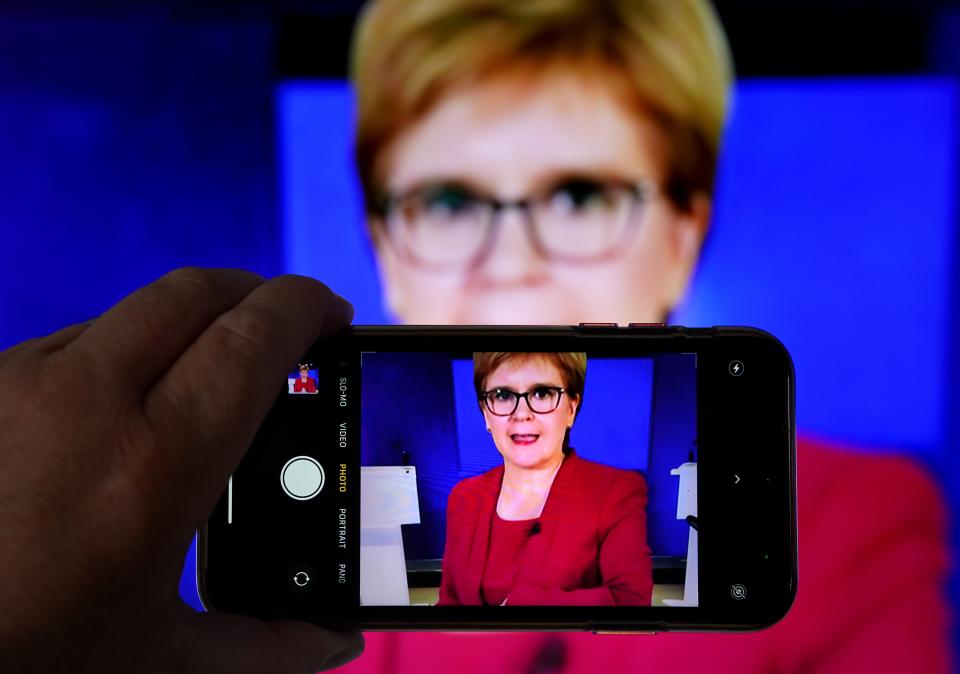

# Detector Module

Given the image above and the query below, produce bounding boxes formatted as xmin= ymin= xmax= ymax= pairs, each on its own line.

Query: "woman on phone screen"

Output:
xmin=437 ymin=352 xmax=653 ymax=607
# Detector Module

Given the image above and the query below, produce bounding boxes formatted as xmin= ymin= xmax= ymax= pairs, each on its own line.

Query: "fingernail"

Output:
xmin=320 ymin=644 xmax=364 ymax=671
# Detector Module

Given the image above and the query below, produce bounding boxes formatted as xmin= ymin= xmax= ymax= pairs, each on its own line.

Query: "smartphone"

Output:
xmin=198 ymin=325 xmax=797 ymax=633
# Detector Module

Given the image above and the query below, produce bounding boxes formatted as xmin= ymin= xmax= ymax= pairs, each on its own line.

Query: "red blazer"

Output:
xmin=293 ymin=376 xmax=316 ymax=393
xmin=437 ymin=450 xmax=653 ymax=606
xmin=340 ymin=435 xmax=952 ymax=674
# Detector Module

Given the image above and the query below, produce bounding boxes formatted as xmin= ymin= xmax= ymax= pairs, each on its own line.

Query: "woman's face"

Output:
xmin=371 ymin=68 xmax=709 ymax=325
xmin=481 ymin=356 xmax=579 ymax=471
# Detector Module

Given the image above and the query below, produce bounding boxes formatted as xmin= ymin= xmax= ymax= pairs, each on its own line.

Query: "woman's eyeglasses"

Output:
xmin=376 ymin=177 xmax=659 ymax=271
xmin=480 ymin=386 xmax=566 ymax=416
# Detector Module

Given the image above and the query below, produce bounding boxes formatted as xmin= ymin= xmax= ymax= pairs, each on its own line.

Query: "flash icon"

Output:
xmin=729 ymin=360 xmax=744 ymax=377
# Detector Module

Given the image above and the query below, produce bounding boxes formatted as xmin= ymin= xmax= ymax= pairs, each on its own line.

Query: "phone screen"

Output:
xmin=200 ymin=326 xmax=796 ymax=632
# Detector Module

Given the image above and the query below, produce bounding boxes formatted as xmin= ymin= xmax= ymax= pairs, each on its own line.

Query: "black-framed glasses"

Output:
xmin=480 ymin=386 xmax=566 ymax=416
xmin=376 ymin=177 xmax=659 ymax=271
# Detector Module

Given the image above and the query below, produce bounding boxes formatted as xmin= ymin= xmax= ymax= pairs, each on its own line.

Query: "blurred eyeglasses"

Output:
xmin=376 ymin=177 xmax=659 ymax=271
xmin=481 ymin=386 xmax=566 ymax=416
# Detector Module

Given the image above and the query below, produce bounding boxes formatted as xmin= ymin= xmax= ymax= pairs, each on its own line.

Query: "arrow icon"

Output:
xmin=733 ymin=474 xmax=741 ymax=484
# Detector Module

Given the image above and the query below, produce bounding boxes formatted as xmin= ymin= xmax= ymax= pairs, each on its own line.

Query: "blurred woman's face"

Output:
xmin=372 ymin=69 xmax=708 ymax=325
xmin=481 ymin=356 xmax=578 ymax=471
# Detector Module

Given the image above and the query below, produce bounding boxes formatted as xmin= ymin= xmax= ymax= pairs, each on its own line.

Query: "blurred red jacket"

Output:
xmin=437 ymin=449 xmax=653 ymax=606
xmin=339 ymin=435 xmax=952 ymax=674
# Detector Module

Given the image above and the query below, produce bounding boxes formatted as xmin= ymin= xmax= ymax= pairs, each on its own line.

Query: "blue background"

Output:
xmin=0 ymin=16 xmax=957 ymax=655
xmin=360 ymin=353 xmax=694 ymax=561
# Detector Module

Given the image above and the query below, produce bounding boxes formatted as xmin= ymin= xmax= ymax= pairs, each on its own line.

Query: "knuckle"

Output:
xmin=113 ymin=411 xmax=180 ymax=527
xmin=161 ymin=266 xmax=221 ymax=294
xmin=215 ymin=304 xmax=288 ymax=366
xmin=140 ymin=387 xmax=192 ymax=462
xmin=164 ymin=265 xmax=215 ymax=285
xmin=12 ymin=352 xmax=78 ymax=418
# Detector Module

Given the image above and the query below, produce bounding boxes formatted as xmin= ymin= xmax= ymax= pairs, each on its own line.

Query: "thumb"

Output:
xmin=175 ymin=610 xmax=364 ymax=674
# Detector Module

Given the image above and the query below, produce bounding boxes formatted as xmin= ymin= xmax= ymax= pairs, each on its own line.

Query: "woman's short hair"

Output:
xmin=351 ymin=0 xmax=733 ymax=212
xmin=473 ymin=352 xmax=587 ymax=410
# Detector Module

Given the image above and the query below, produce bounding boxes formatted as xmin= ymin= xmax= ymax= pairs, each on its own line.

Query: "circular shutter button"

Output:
xmin=280 ymin=456 xmax=325 ymax=500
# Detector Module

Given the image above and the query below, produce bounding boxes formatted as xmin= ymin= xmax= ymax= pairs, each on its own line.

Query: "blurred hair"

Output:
xmin=351 ymin=0 xmax=733 ymax=212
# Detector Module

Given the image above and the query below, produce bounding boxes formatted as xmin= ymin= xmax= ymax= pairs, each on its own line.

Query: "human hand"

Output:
xmin=0 ymin=269 xmax=363 ymax=673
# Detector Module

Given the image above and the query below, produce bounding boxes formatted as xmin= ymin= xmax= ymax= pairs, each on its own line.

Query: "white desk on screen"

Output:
xmin=663 ymin=462 xmax=698 ymax=607
xmin=360 ymin=466 xmax=420 ymax=606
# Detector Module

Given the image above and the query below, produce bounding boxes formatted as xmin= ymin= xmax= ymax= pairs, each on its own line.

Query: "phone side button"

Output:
xmin=578 ymin=322 xmax=619 ymax=327
xmin=593 ymin=631 xmax=658 ymax=635
xmin=626 ymin=323 xmax=666 ymax=327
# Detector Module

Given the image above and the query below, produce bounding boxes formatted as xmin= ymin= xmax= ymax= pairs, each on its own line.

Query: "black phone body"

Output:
xmin=198 ymin=325 xmax=797 ymax=633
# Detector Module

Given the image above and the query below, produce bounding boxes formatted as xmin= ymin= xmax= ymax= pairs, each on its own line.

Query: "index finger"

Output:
xmin=141 ymin=274 xmax=352 ymax=521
